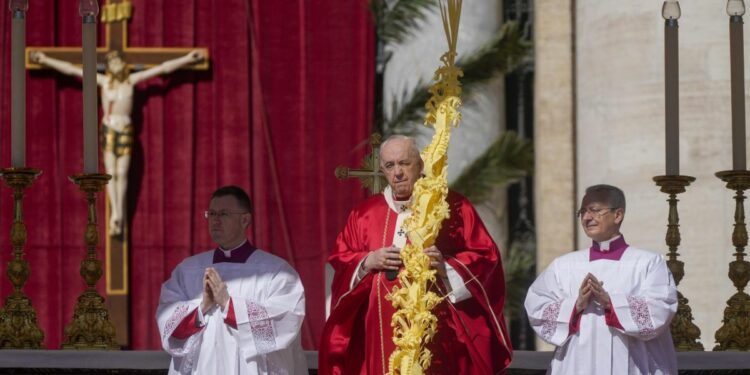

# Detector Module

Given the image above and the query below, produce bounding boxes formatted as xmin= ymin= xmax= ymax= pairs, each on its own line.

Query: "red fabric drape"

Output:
xmin=0 ymin=0 xmax=372 ymax=350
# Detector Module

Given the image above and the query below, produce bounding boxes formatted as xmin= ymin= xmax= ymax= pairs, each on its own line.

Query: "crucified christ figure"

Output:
xmin=30 ymin=49 xmax=204 ymax=236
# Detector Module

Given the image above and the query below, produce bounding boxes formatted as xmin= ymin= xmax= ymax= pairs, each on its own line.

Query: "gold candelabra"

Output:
xmin=653 ymin=175 xmax=703 ymax=351
xmin=0 ymin=168 xmax=43 ymax=348
xmin=61 ymin=173 xmax=118 ymax=350
xmin=714 ymin=170 xmax=750 ymax=351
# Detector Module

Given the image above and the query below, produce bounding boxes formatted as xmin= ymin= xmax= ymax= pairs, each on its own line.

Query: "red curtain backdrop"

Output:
xmin=0 ymin=0 xmax=373 ymax=350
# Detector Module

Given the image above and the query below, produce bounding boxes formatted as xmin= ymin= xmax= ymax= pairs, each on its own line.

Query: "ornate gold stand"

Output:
xmin=714 ymin=170 xmax=750 ymax=351
xmin=61 ymin=173 xmax=118 ymax=350
xmin=653 ymin=175 xmax=703 ymax=351
xmin=0 ymin=168 xmax=43 ymax=348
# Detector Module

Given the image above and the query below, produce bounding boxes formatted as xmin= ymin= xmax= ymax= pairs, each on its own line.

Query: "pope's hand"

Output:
xmin=363 ymin=246 xmax=401 ymax=273
xmin=423 ymin=246 xmax=447 ymax=278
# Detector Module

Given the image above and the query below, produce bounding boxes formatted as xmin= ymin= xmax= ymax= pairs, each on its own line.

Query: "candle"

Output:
xmin=728 ymin=0 xmax=747 ymax=170
xmin=663 ymin=0 xmax=681 ymax=175
xmin=80 ymin=0 xmax=99 ymax=174
xmin=10 ymin=0 xmax=29 ymax=168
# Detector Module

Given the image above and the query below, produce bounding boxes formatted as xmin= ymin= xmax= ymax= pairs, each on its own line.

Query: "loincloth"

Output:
xmin=101 ymin=124 xmax=133 ymax=157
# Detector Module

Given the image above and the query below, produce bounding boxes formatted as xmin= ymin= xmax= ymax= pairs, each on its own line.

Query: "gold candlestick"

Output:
xmin=61 ymin=173 xmax=118 ymax=350
xmin=653 ymin=175 xmax=703 ymax=351
xmin=714 ymin=170 xmax=750 ymax=350
xmin=0 ymin=168 xmax=43 ymax=348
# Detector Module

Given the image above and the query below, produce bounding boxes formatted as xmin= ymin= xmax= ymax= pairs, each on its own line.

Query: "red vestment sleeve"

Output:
xmin=441 ymin=192 xmax=513 ymax=373
xmin=604 ymin=298 xmax=624 ymax=329
xmin=224 ymin=298 xmax=237 ymax=329
xmin=320 ymin=199 xmax=380 ymax=374
xmin=171 ymin=307 xmax=201 ymax=340
xmin=569 ymin=306 xmax=582 ymax=335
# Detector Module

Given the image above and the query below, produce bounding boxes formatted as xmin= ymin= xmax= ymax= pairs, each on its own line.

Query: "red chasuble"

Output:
xmin=319 ymin=191 xmax=512 ymax=374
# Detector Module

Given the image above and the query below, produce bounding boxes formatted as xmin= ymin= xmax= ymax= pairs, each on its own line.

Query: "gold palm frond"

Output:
xmin=386 ymin=1 xmax=463 ymax=374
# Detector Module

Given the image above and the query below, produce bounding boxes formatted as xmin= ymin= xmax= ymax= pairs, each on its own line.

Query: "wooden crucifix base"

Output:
xmin=105 ymin=198 xmax=129 ymax=348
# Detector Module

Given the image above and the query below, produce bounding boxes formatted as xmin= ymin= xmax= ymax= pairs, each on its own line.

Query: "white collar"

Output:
xmin=596 ymin=235 xmax=621 ymax=252
xmin=383 ymin=185 xmax=412 ymax=214
xmin=219 ymin=239 xmax=247 ymax=256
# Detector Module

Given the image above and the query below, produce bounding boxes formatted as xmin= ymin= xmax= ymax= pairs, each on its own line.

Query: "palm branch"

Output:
xmin=502 ymin=233 xmax=536 ymax=318
xmin=450 ymin=130 xmax=533 ymax=204
xmin=370 ymin=0 xmax=437 ymax=45
xmin=383 ymin=21 xmax=529 ymax=136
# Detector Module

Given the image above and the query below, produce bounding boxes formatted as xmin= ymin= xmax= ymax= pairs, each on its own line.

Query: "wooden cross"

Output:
xmin=24 ymin=0 xmax=209 ymax=347
xmin=25 ymin=0 xmax=209 ymax=71
xmin=335 ymin=133 xmax=387 ymax=194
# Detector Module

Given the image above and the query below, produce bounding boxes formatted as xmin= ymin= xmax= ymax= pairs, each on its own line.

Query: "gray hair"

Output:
xmin=585 ymin=184 xmax=626 ymax=211
xmin=379 ymin=135 xmax=422 ymax=164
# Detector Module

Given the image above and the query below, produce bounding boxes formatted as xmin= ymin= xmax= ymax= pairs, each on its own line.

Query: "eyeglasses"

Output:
xmin=204 ymin=210 xmax=249 ymax=220
xmin=576 ymin=207 xmax=614 ymax=219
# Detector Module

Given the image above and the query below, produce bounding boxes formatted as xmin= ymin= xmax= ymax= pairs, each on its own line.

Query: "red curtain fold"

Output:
xmin=0 ymin=0 xmax=373 ymax=350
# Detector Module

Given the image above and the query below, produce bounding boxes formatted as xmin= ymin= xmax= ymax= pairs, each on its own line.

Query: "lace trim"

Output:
xmin=176 ymin=335 xmax=202 ymax=373
xmin=627 ymin=295 xmax=655 ymax=336
xmin=541 ymin=301 xmax=561 ymax=341
xmin=247 ymin=300 xmax=277 ymax=354
xmin=163 ymin=303 xmax=191 ymax=340
xmin=162 ymin=303 xmax=203 ymax=373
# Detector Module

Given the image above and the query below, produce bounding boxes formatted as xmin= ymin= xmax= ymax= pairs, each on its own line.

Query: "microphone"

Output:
xmin=384 ymin=245 xmax=401 ymax=281
xmin=385 ymin=269 xmax=398 ymax=281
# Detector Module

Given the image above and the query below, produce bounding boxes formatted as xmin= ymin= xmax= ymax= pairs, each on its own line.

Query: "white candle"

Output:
xmin=728 ymin=0 xmax=747 ymax=170
xmin=80 ymin=1 xmax=99 ymax=173
xmin=663 ymin=0 xmax=681 ymax=176
xmin=10 ymin=1 xmax=29 ymax=168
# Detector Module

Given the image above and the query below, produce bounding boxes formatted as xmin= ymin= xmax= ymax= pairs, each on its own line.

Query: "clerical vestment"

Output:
xmin=156 ymin=242 xmax=307 ymax=375
xmin=319 ymin=189 xmax=512 ymax=374
xmin=524 ymin=238 xmax=678 ymax=375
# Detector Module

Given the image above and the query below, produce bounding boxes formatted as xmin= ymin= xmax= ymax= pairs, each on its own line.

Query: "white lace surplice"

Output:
xmin=524 ymin=247 xmax=678 ymax=375
xmin=156 ymin=249 xmax=307 ymax=375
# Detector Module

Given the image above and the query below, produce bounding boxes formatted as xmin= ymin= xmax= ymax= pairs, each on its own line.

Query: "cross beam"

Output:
xmin=335 ymin=133 xmax=387 ymax=194
xmin=25 ymin=0 xmax=209 ymax=71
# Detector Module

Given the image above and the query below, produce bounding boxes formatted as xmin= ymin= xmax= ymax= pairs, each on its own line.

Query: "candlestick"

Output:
xmin=62 ymin=173 xmax=118 ymax=349
xmin=0 ymin=167 xmax=43 ymax=348
xmin=80 ymin=0 xmax=99 ymax=174
xmin=10 ymin=0 xmax=29 ymax=167
xmin=714 ymin=170 xmax=750 ymax=350
xmin=728 ymin=0 xmax=747 ymax=170
xmin=663 ymin=0 xmax=681 ymax=175
xmin=653 ymin=175 xmax=703 ymax=351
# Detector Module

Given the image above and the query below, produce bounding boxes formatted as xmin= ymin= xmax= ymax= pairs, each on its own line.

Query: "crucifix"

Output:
xmin=26 ymin=0 xmax=209 ymax=347
xmin=26 ymin=0 xmax=210 ymax=70
xmin=335 ymin=133 xmax=388 ymax=194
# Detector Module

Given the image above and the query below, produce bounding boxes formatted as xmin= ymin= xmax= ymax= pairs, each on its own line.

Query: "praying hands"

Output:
xmin=575 ymin=273 xmax=611 ymax=313
xmin=201 ymin=267 xmax=229 ymax=313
